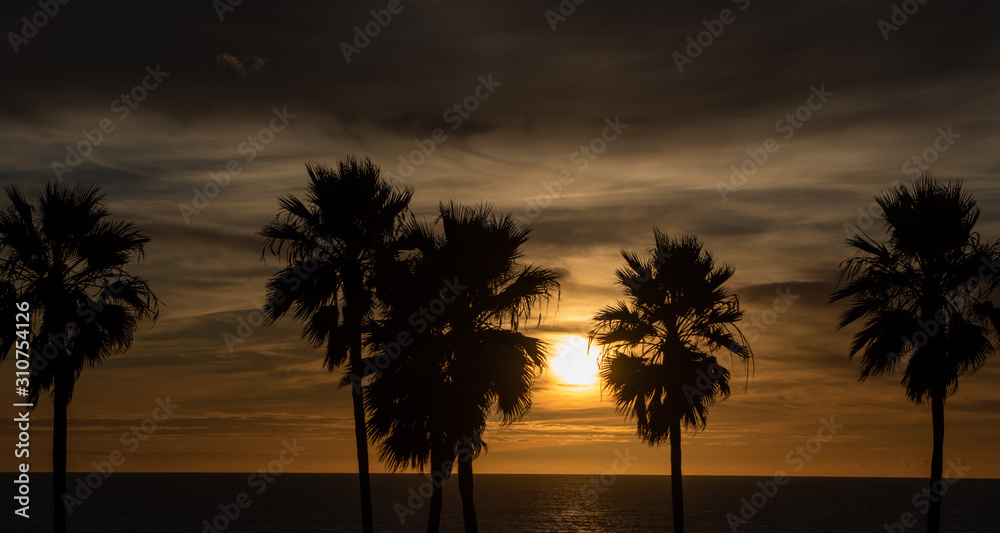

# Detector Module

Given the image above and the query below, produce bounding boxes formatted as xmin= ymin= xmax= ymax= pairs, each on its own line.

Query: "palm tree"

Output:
xmin=0 ymin=182 xmax=159 ymax=533
xmin=429 ymin=203 xmax=559 ymax=533
xmin=260 ymin=157 xmax=412 ymax=533
xmin=831 ymin=175 xmax=1000 ymax=533
xmin=366 ymin=202 xmax=560 ymax=533
xmin=589 ymin=230 xmax=752 ymax=533
xmin=364 ymin=232 xmax=460 ymax=533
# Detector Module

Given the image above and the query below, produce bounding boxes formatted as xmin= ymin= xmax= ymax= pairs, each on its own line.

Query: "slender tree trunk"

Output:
xmin=458 ymin=455 xmax=478 ymax=533
xmin=670 ymin=418 xmax=684 ymax=533
xmin=927 ymin=394 xmax=945 ymax=533
xmin=350 ymin=376 xmax=373 ymax=533
xmin=53 ymin=368 xmax=69 ymax=533
xmin=346 ymin=330 xmax=374 ymax=533
xmin=343 ymin=273 xmax=374 ymax=533
xmin=427 ymin=446 xmax=446 ymax=533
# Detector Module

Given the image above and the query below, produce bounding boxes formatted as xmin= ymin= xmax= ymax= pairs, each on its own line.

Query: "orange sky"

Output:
xmin=3 ymin=0 xmax=1000 ymax=480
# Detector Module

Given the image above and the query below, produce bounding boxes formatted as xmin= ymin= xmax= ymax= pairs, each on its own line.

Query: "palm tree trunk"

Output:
xmin=927 ymin=394 xmax=945 ymax=533
xmin=348 ymin=340 xmax=374 ymax=533
xmin=458 ymin=455 xmax=478 ymax=533
xmin=344 ymin=279 xmax=374 ymax=533
xmin=350 ymin=380 xmax=373 ymax=533
xmin=670 ymin=418 xmax=684 ymax=533
xmin=52 ymin=368 xmax=69 ymax=533
xmin=427 ymin=446 xmax=445 ymax=533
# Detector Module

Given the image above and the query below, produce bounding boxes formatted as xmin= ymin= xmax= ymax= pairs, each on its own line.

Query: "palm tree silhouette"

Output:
xmin=0 ymin=182 xmax=159 ymax=533
xmin=260 ymin=157 xmax=412 ymax=533
xmin=366 ymin=202 xmax=559 ymax=533
xmin=589 ymin=230 xmax=752 ymax=533
xmin=365 ymin=229 xmax=461 ymax=533
xmin=831 ymin=175 xmax=1000 ymax=533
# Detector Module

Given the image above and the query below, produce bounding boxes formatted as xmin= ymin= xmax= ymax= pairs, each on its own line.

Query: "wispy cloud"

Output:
xmin=215 ymin=52 xmax=268 ymax=76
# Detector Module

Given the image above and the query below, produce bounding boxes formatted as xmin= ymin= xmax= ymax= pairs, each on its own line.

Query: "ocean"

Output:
xmin=2 ymin=473 xmax=998 ymax=532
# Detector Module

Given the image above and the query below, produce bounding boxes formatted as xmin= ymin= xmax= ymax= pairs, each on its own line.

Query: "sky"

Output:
xmin=2 ymin=0 xmax=1000 ymax=479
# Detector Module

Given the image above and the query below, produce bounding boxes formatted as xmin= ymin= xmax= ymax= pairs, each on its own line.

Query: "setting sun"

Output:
xmin=548 ymin=336 xmax=600 ymax=386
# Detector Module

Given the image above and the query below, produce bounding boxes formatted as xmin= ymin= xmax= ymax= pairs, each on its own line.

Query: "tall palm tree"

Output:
xmin=260 ymin=157 xmax=412 ymax=533
xmin=364 ymin=231 xmax=460 ymax=533
xmin=831 ymin=175 xmax=1000 ymax=533
xmin=0 ymin=182 xmax=159 ymax=533
xmin=589 ymin=230 xmax=752 ymax=533
xmin=366 ymin=203 xmax=560 ymax=533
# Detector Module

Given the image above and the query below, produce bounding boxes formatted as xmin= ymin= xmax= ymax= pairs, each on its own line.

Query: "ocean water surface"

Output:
xmin=2 ymin=473 xmax=998 ymax=532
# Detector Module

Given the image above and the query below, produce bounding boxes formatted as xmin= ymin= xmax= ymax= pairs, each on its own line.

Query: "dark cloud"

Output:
xmin=738 ymin=280 xmax=836 ymax=308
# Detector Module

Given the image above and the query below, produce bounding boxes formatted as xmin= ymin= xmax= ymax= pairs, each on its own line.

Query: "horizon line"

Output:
xmin=12 ymin=472 xmax=999 ymax=480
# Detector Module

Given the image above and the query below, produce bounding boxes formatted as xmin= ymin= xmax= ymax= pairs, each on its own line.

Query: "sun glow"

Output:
xmin=549 ymin=336 xmax=600 ymax=386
